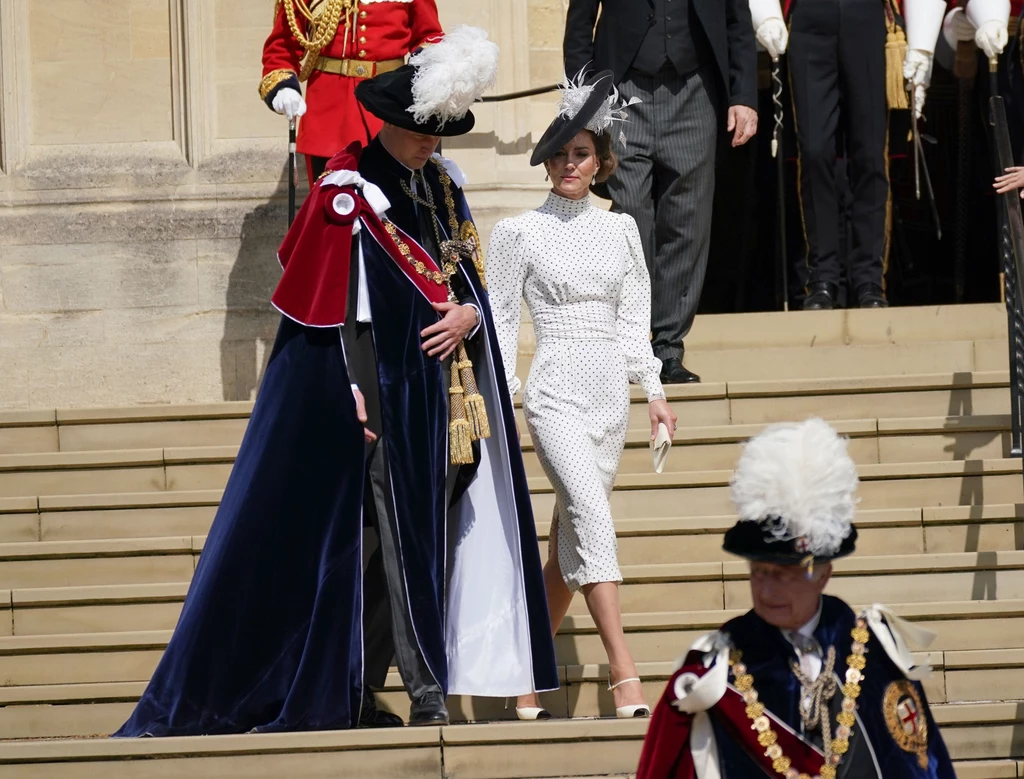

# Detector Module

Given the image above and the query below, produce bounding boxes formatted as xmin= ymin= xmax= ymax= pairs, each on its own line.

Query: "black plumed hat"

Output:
xmin=356 ymin=25 xmax=498 ymax=138
xmin=723 ymin=419 xmax=860 ymax=567
xmin=356 ymin=66 xmax=476 ymax=137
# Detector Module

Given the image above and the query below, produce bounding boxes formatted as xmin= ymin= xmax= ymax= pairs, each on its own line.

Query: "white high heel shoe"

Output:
xmin=507 ymin=697 xmax=552 ymax=721
xmin=608 ymin=677 xmax=651 ymax=718
xmin=515 ymin=706 xmax=552 ymax=720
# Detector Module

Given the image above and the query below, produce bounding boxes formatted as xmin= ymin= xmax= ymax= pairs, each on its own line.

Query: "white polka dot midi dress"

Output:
xmin=488 ymin=193 xmax=665 ymax=592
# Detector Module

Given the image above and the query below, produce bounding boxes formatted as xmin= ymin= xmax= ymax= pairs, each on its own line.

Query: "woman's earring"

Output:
xmin=544 ymin=170 xmax=549 ymax=182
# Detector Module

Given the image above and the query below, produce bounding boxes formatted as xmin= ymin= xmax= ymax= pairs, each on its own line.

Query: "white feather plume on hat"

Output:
xmin=729 ymin=418 xmax=858 ymax=558
xmin=407 ymin=25 xmax=499 ymax=129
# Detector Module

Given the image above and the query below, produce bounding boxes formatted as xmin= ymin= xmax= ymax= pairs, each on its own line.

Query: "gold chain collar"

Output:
xmin=381 ymin=221 xmax=451 ymax=290
xmin=399 ymin=169 xmax=472 ymax=279
xmin=728 ymin=619 xmax=870 ymax=779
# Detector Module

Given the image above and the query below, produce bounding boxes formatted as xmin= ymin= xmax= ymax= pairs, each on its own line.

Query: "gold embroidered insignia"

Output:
xmin=883 ymin=680 xmax=929 ymax=769
xmin=458 ymin=220 xmax=487 ymax=289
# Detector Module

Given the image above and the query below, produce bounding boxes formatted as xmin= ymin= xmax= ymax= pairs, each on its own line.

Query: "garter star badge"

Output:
xmin=883 ymin=680 xmax=929 ymax=769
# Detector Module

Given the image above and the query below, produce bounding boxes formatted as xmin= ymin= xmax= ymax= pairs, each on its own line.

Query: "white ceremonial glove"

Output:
xmin=975 ymin=20 xmax=1009 ymax=58
xmin=966 ymin=0 xmax=1012 ymax=57
xmin=756 ymin=18 xmax=789 ymax=59
xmin=272 ymin=87 xmax=307 ymax=120
xmin=943 ymin=7 xmax=977 ymax=51
xmin=903 ymin=49 xmax=934 ymax=119
xmin=750 ymin=0 xmax=788 ymax=58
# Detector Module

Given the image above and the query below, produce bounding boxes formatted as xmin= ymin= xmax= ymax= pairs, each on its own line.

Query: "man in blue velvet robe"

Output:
xmin=345 ymin=44 xmax=560 ymax=726
xmin=636 ymin=419 xmax=957 ymax=779
xmin=113 ymin=26 xmax=557 ymax=738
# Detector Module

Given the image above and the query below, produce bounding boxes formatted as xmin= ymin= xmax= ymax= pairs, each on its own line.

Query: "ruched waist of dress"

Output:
xmin=535 ymin=330 xmax=618 ymax=344
xmin=530 ymin=306 xmax=619 ymax=343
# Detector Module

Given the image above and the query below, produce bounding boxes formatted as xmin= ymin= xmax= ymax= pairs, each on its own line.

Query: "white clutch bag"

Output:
xmin=650 ymin=422 xmax=672 ymax=474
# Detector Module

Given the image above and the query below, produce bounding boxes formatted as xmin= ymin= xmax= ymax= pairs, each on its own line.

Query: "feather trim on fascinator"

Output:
xmin=556 ymin=68 xmax=640 ymax=143
xmin=529 ymin=68 xmax=640 ymax=166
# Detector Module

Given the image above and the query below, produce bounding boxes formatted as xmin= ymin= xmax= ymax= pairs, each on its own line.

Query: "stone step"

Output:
xmin=724 ymin=371 xmax=1012 ymax=425
xmin=516 ymin=338 xmax=1008 ymax=385
xmin=1 ymin=646 xmax=1019 ymax=740
xmin=522 ymin=415 xmax=1015 ymax=476
xmin=2 ymin=438 xmax=1021 ymax=513
xmin=0 ymin=527 xmax=1021 ymax=608
xmin=0 ymin=373 xmax=1015 ymax=457
xmin=1 ymin=599 xmax=1021 ymax=687
xmin=531 ymin=458 xmax=1024 ymax=519
xmin=681 ymin=303 xmax=1010 ymax=351
xmin=7 ymin=484 xmax=1021 ymax=558
xmin=0 ymin=537 xmax=197 ymax=590
xmin=0 ymin=492 xmax=220 ymax=544
xmin=516 ymin=304 xmax=1009 ymax=354
xmin=537 ymin=504 xmax=1024 ymax=563
xmin=11 ymin=414 xmax=1018 ymax=495
xmin=0 ymin=711 xmax=1018 ymax=777
xmin=0 ymin=404 xmax=254 ymax=456
xmin=4 ymin=515 xmax=1024 ymax=634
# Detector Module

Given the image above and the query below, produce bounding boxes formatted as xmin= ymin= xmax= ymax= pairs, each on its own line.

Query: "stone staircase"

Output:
xmin=0 ymin=303 xmax=1022 ymax=778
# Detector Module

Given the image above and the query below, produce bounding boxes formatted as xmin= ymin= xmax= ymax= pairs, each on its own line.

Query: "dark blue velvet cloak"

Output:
xmin=115 ymin=319 xmax=366 ymax=735
xmin=713 ymin=595 xmax=956 ymax=778
xmin=113 ymin=151 xmax=557 ymax=737
xmin=356 ymin=152 xmax=557 ymax=696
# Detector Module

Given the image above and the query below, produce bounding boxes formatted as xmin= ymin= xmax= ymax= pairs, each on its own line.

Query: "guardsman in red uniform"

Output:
xmin=750 ymin=0 xmax=957 ymax=311
xmin=259 ymin=0 xmax=443 ymax=185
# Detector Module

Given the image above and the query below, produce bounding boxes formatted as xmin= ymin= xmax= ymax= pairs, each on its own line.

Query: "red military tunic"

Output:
xmin=260 ymin=0 xmax=443 ymax=176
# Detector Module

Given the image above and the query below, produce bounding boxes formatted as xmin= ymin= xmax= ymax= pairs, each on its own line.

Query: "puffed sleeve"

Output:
xmin=486 ymin=218 xmax=527 ymax=397
xmin=619 ymin=214 xmax=665 ymax=402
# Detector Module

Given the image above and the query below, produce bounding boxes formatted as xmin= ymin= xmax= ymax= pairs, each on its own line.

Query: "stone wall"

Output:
xmin=0 ymin=0 xmax=569 ymax=409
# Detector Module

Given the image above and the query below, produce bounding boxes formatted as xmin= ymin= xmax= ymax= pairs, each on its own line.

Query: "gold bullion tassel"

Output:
xmin=449 ymin=355 xmax=474 ymax=465
xmin=886 ymin=22 xmax=910 ymax=110
xmin=455 ymin=342 xmax=490 ymax=441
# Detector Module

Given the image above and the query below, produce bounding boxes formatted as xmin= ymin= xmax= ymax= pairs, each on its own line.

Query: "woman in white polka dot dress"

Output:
xmin=488 ymin=71 xmax=678 ymax=720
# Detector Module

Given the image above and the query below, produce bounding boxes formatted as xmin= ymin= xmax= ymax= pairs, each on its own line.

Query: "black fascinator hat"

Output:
xmin=530 ymin=70 xmax=622 ymax=166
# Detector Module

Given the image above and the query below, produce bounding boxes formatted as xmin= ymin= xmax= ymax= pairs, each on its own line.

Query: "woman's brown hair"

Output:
xmin=589 ymin=130 xmax=618 ymax=184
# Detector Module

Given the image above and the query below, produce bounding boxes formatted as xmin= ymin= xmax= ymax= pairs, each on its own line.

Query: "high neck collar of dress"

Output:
xmin=542 ymin=191 xmax=593 ymax=216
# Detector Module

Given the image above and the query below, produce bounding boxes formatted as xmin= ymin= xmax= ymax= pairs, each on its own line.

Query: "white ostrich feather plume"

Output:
xmin=729 ymin=418 xmax=858 ymax=557
xmin=556 ymin=68 xmax=641 ymax=143
xmin=407 ymin=26 xmax=499 ymax=128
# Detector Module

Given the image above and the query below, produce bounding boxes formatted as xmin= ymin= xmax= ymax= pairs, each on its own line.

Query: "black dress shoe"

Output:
xmin=358 ymin=690 xmax=405 ymax=728
xmin=855 ymin=283 xmax=888 ymax=308
xmin=409 ymin=691 xmax=449 ymax=726
xmin=803 ymin=282 xmax=837 ymax=311
xmin=660 ymin=357 xmax=701 ymax=384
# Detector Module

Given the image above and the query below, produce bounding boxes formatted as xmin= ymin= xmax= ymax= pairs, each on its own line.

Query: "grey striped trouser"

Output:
xmin=607 ymin=65 xmax=719 ymax=362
